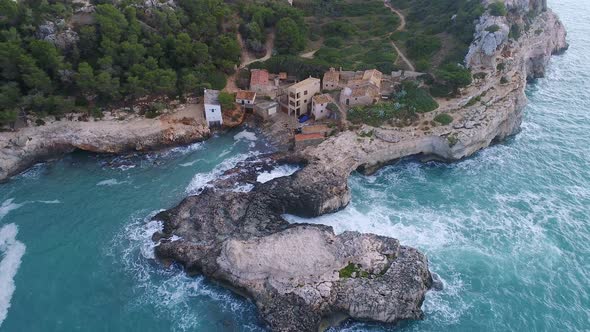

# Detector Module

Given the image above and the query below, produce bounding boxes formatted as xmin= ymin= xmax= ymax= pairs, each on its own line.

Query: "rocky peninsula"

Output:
xmin=0 ymin=0 xmax=567 ymax=330
xmin=151 ymin=0 xmax=567 ymax=330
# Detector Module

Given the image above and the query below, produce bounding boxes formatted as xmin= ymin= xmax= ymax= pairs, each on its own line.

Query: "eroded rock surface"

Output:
xmin=153 ymin=184 xmax=432 ymax=331
xmin=152 ymin=3 xmax=567 ymax=331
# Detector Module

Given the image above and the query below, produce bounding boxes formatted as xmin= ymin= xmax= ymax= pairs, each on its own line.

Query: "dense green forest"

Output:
xmin=0 ymin=0 xmax=243 ymax=123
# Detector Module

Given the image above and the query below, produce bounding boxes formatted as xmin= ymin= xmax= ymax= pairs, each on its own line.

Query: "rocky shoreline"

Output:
xmin=151 ymin=2 xmax=567 ymax=331
xmin=0 ymin=0 xmax=567 ymax=330
xmin=0 ymin=104 xmax=209 ymax=181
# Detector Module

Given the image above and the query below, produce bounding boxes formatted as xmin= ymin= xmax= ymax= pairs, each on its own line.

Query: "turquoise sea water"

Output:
xmin=1 ymin=0 xmax=589 ymax=330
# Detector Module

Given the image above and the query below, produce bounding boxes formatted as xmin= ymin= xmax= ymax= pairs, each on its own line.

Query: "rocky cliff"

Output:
xmin=0 ymin=107 xmax=209 ymax=181
xmin=152 ymin=159 xmax=433 ymax=331
xmin=152 ymin=3 xmax=567 ymax=331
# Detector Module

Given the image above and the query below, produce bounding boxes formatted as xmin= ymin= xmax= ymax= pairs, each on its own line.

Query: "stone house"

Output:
xmin=362 ymin=69 xmax=383 ymax=88
xmin=322 ymin=67 xmax=340 ymax=91
xmin=339 ymin=81 xmax=380 ymax=107
xmin=287 ymin=77 xmax=321 ymax=117
xmin=204 ymin=89 xmax=223 ymax=127
xmin=235 ymin=90 xmax=256 ymax=109
xmin=311 ymin=94 xmax=334 ymax=120
xmin=250 ymin=69 xmax=277 ymax=98
xmin=254 ymin=100 xmax=278 ymax=120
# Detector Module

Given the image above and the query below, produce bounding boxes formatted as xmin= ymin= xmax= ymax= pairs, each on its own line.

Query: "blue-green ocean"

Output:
xmin=1 ymin=0 xmax=588 ymax=331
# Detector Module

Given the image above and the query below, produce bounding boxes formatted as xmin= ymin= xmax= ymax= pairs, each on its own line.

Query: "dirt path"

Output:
xmin=240 ymin=31 xmax=275 ymax=68
xmin=225 ymin=31 xmax=275 ymax=92
xmin=300 ymin=49 xmax=318 ymax=59
xmin=384 ymin=1 xmax=415 ymax=72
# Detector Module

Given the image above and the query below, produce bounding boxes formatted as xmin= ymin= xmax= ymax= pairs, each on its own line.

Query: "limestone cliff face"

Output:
xmin=151 ymin=4 xmax=566 ymax=331
xmin=298 ymin=4 xmax=568 ymax=216
xmin=0 ymin=112 xmax=209 ymax=181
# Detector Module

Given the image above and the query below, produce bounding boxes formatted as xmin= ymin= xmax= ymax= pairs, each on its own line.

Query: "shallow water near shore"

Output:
xmin=1 ymin=0 xmax=589 ymax=330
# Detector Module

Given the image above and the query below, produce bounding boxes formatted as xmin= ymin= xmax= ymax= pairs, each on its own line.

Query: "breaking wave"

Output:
xmin=256 ymin=164 xmax=300 ymax=184
xmin=113 ymin=211 xmax=263 ymax=332
xmin=0 ymin=219 xmax=26 ymax=328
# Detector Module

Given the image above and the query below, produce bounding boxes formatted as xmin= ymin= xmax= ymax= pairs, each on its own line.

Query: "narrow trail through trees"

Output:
xmin=384 ymin=1 xmax=416 ymax=71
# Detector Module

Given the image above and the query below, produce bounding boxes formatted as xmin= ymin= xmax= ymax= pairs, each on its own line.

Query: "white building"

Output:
xmin=204 ymin=89 xmax=223 ymax=127
xmin=235 ymin=90 xmax=256 ymax=109
xmin=311 ymin=94 xmax=333 ymax=120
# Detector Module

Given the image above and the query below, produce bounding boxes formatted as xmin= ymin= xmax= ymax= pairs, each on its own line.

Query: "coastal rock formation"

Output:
xmin=153 ymin=176 xmax=433 ymax=331
xmin=153 ymin=6 xmax=566 ymax=330
xmin=0 ymin=108 xmax=209 ymax=181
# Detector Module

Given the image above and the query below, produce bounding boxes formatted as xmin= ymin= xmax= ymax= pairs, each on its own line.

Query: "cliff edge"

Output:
xmin=152 ymin=2 xmax=567 ymax=331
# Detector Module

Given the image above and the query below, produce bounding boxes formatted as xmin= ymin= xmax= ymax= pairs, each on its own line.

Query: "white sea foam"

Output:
xmin=179 ymin=159 xmax=204 ymax=167
xmin=232 ymin=183 xmax=255 ymax=193
xmin=117 ymin=164 xmax=136 ymax=171
xmin=256 ymin=164 xmax=300 ymax=184
xmin=0 ymin=223 xmax=26 ymax=328
xmin=170 ymin=142 xmax=204 ymax=154
xmin=96 ymin=178 xmax=129 ymax=186
xmin=37 ymin=200 xmax=61 ymax=204
xmin=233 ymin=130 xmax=258 ymax=141
xmin=185 ymin=151 xmax=260 ymax=195
xmin=0 ymin=199 xmax=23 ymax=221
xmin=114 ymin=211 xmax=263 ymax=332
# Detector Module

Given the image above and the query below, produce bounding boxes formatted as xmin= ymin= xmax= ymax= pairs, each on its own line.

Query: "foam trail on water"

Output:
xmin=97 ymin=179 xmax=128 ymax=186
xmin=0 ymin=223 xmax=26 ymax=328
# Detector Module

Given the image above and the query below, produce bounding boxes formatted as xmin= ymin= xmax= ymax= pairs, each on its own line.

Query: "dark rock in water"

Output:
xmin=152 ymin=155 xmax=434 ymax=331
xmin=431 ymin=272 xmax=444 ymax=291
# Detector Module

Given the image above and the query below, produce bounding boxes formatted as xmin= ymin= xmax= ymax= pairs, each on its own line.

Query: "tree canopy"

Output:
xmin=0 ymin=0 xmax=241 ymax=123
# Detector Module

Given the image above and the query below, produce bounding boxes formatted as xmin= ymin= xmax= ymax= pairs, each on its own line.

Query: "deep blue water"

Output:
xmin=1 ymin=0 xmax=589 ymax=331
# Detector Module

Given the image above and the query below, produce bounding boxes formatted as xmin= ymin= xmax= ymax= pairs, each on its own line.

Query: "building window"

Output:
xmin=304 ymin=90 xmax=308 ymax=95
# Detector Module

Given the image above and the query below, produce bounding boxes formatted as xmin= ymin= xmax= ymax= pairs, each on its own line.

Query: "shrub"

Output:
xmin=436 ymin=63 xmax=472 ymax=94
xmin=324 ymin=36 xmax=344 ymax=48
xmin=434 ymin=113 xmax=453 ymax=125
xmin=486 ymin=24 xmax=501 ymax=33
xmin=500 ymin=76 xmax=509 ymax=84
xmin=406 ymin=34 xmax=442 ymax=60
xmin=398 ymin=82 xmax=438 ymax=113
xmin=218 ymin=92 xmax=235 ymax=110
xmin=509 ymin=24 xmax=521 ymax=40
xmin=489 ymin=2 xmax=507 ymax=16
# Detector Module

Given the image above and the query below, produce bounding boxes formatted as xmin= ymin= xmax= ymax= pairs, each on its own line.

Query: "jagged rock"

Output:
xmin=37 ymin=21 xmax=79 ymax=49
xmin=153 ymin=183 xmax=433 ymax=331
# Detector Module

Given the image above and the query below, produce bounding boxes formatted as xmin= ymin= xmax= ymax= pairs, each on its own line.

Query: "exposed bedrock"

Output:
xmin=153 ymin=185 xmax=432 ymax=331
xmin=153 ymin=5 xmax=566 ymax=332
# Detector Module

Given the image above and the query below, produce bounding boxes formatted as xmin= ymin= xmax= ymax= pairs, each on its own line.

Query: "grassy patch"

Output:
xmin=434 ymin=113 xmax=453 ymax=125
xmin=397 ymin=82 xmax=438 ymax=113
xmin=300 ymin=0 xmax=400 ymax=71
xmin=339 ymin=263 xmax=370 ymax=278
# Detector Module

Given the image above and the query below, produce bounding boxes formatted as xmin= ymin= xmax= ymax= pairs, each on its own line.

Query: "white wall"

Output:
xmin=204 ymin=104 xmax=223 ymax=126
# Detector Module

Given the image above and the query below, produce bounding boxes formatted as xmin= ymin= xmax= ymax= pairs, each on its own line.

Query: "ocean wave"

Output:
xmin=184 ymin=151 xmax=260 ymax=196
xmin=0 ymin=223 xmax=26 ymax=328
xmin=256 ymin=164 xmax=300 ymax=184
xmin=113 ymin=211 xmax=263 ymax=332
xmin=0 ymin=199 xmax=23 ymax=221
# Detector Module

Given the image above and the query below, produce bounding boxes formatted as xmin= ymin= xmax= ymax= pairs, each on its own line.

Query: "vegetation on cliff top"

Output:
xmin=0 ymin=0 xmax=240 ymax=123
